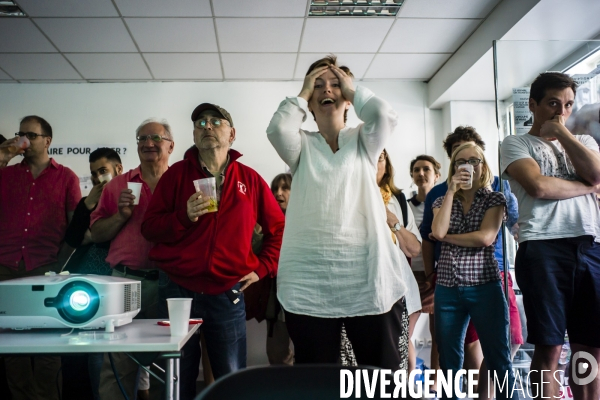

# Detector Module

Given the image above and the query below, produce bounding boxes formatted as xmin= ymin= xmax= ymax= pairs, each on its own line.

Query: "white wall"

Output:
xmin=0 ymin=80 xmax=431 ymax=193
xmin=439 ymin=100 xmax=501 ymax=176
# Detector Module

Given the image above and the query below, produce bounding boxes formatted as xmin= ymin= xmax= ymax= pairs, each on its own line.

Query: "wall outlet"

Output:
xmin=426 ymin=338 xmax=433 ymax=347
xmin=416 ymin=338 xmax=425 ymax=347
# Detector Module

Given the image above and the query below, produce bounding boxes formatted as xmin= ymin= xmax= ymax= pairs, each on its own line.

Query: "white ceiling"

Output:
xmin=0 ymin=0 xmax=501 ymax=83
xmin=428 ymin=0 xmax=600 ymax=108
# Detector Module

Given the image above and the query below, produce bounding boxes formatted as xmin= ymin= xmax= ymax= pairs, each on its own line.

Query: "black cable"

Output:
xmin=108 ymin=353 xmax=130 ymax=400
xmin=56 ymin=365 xmax=63 ymax=400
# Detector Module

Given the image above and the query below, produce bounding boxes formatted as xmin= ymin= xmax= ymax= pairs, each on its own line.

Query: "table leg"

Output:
xmin=164 ymin=355 xmax=180 ymax=400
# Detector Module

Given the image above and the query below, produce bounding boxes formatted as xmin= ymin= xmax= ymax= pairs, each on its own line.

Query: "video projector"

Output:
xmin=0 ymin=274 xmax=141 ymax=330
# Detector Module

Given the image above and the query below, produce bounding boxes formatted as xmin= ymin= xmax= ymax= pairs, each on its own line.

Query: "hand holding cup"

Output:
xmin=449 ymin=165 xmax=473 ymax=192
xmin=186 ymin=192 xmax=212 ymax=222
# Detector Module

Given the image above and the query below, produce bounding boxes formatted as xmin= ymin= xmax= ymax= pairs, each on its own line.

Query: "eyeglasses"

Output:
xmin=195 ymin=118 xmax=229 ymax=129
xmin=454 ymin=158 xmax=483 ymax=167
xmin=15 ymin=132 xmax=48 ymax=140
xmin=136 ymin=134 xmax=172 ymax=144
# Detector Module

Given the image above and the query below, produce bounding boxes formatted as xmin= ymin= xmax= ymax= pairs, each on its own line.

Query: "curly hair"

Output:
xmin=442 ymin=126 xmax=485 ymax=158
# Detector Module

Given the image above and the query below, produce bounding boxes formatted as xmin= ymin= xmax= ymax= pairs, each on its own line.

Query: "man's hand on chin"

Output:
xmin=540 ymin=115 xmax=569 ymax=141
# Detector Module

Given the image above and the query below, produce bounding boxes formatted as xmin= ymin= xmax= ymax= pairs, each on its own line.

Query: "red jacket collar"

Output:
xmin=184 ymin=146 xmax=242 ymax=170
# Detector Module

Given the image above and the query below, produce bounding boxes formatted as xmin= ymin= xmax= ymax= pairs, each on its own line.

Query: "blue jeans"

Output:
xmin=435 ymin=281 xmax=514 ymax=400
xmin=158 ymin=273 xmax=247 ymax=400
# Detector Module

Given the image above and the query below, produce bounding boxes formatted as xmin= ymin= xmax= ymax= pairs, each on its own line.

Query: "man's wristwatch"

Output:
xmin=391 ymin=222 xmax=401 ymax=232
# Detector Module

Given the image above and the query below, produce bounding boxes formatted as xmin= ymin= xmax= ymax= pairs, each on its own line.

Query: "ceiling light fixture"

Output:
xmin=0 ymin=0 xmax=26 ymax=17
xmin=309 ymin=0 xmax=403 ymax=17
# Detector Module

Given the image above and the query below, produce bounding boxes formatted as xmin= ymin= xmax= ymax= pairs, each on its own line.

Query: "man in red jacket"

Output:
xmin=142 ymin=103 xmax=284 ymax=399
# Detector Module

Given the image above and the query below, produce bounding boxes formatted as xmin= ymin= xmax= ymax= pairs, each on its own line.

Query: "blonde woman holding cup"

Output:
xmin=431 ymin=142 xmax=514 ymax=400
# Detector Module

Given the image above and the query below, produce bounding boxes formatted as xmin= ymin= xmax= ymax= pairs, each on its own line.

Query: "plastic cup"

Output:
xmin=166 ymin=298 xmax=192 ymax=337
xmin=127 ymin=182 xmax=143 ymax=205
xmin=99 ymin=173 xmax=112 ymax=183
xmin=458 ymin=164 xmax=474 ymax=190
xmin=193 ymin=177 xmax=218 ymax=213
xmin=17 ymin=136 xmax=30 ymax=149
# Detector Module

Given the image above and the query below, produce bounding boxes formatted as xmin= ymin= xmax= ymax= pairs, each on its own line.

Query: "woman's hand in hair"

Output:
xmin=330 ymin=65 xmax=355 ymax=103
xmin=298 ymin=65 xmax=329 ymax=102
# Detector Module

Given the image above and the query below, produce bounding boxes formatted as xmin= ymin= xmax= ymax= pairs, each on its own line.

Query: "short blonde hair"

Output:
xmin=447 ymin=142 xmax=492 ymax=200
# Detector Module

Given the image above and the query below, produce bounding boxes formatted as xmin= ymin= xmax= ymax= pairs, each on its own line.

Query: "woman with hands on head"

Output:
xmin=267 ymin=55 xmax=409 ymax=369
xmin=431 ymin=143 xmax=514 ymax=400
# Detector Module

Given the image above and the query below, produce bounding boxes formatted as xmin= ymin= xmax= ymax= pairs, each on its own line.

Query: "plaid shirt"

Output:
xmin=432 ymin=188 xmax=505 ymax=287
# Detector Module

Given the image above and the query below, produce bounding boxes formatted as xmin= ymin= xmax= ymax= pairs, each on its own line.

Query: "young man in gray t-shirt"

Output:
xmin=501 ymin=72 xmax=600 ymax=400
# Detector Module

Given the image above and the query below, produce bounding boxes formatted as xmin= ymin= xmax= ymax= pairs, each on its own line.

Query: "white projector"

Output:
xmin=0 ymin=274 xmax=141 ymax=330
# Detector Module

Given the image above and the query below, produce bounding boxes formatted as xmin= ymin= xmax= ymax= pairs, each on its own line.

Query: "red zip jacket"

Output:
xmin=141 ymin=147 xmax=285 ymax=295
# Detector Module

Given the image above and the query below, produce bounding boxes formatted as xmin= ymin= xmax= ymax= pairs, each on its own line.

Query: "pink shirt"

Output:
xmin=0 ymin=158 xmax=81 ymax=271
xmin=90 ymin=167 xmax=155 ymax=270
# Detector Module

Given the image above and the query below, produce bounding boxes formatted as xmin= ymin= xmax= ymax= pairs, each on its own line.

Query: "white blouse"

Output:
xmin=267 ymin=86 xmax=408 ymax=318
xmin=388 ymin=196 xmax=422 ymax=315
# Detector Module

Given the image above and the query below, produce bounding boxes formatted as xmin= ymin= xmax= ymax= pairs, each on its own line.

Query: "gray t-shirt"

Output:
xmin=500 ymin=133 xmax=600 ymax=243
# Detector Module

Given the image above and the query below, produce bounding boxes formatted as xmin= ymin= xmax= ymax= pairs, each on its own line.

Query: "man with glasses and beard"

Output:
xmin=0 ymin=115 xmax=81 ymax=400
xmin=90 ymin=119 xmax=174 ymax=400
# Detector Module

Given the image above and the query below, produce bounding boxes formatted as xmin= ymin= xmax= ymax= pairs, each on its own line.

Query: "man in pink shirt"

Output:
xmin=90 ymin=118 xmax=174 ymax=400
xmin=0 ymin=115 xmax=81 ymax=400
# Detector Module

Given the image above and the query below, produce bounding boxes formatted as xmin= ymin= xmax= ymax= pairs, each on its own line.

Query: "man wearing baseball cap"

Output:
xmin=142 ymin=103 xmax=285 ymax=399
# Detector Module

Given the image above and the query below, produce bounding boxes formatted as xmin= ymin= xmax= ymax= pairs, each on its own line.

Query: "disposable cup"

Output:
xmin=458 ymin=164 xmax=474 ymax=190
xmin=166 ymin=298 xmax=193 ymax=337
xmin=127 ymin=182 xmax=143 ymax=205
xmin=193 ymin=177 xmax=218 ymax=213
xmin=17 ymin=136 xmax=30 ymax=149
xmin=99 ymin=173 xmax=112 ymax=183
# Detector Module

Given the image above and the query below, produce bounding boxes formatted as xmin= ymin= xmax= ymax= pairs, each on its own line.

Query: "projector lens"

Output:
xmin=50 ymin=281 xmax=100 ymax=324
xmin=70 ymin=290 xmax=90 ymax=311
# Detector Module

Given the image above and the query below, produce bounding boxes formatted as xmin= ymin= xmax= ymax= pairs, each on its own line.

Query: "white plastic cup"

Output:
xmin=166 ymin=298 xmax=192 ymax=336
xmin=127 ymin=182 xmax=143 ymax=205
xmin=458 ymin=164 xmax=474 ymax=190
xmin=17 ymin=136 xmax=30 ymax=149
xmin=193 ymin=177 xmax=218 ymax=213
xmin=99 ymin=173 xmax=112 ymax=183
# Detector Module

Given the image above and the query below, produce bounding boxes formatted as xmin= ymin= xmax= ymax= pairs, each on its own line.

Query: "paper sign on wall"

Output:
xmin=48 ymin=144 xmax=129 ymax=157
xmin=512 ymin=87 xmax=532 ymax=135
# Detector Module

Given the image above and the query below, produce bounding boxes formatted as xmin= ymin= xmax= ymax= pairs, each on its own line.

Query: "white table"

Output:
xmin=0 ymin=319 xmax=200 ymax=400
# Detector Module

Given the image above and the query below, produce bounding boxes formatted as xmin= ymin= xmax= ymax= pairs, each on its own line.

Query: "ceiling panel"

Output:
xmin=301 ymin=18 xmax=394 ymax=53
xmin=113 ymin=0 xmax=212 ymax=17
xmin=502 ymin=0 xmax=600 ymax=40
xmin=0 ymin=54 xmax=81 ymax=80
xmin=294 ymin=53 xmax=376 ymax=79
xmin=16 ymin=0 xmax=118 ymax=17
xmin=65 ymin=54 xmax=151 ymax=80
xmin=213 ymin=0 xmax=307 ymax=17
xmin=0 ymin=19 xmax=56 ymax=52
xmin=399 ymin=0 xmax=500 ymax=19
xmin=144 ymin=53 xmax=222 ymax=79
xmin=216 ymin=18 xmax=303 ymax=53
xmin=381 ymin=19 xmax=481 ymax=53
xmin=126 ymin=18 xmax=217 ymax=52
xmin=34 ymin=18 xmax=137 ymax=52
xmin=0 ymin=69 xmax=12 ymax=80
xmin=221 ymin=53 xmax=296 ymax=79
xmin=365 ymin=53 xmax=451 ymax=79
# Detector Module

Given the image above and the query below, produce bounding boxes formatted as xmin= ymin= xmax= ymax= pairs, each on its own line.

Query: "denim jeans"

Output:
xmin=435 ymin=281 xmax=514 ymax=400
xmin=158 ymin=273 xmax=247 ymax=400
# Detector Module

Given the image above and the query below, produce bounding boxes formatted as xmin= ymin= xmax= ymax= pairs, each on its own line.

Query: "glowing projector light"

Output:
xmin=0 ymin=274 xmax=141 ymax=330
xmin=71 ymin=290 xmax=90 ymax=311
